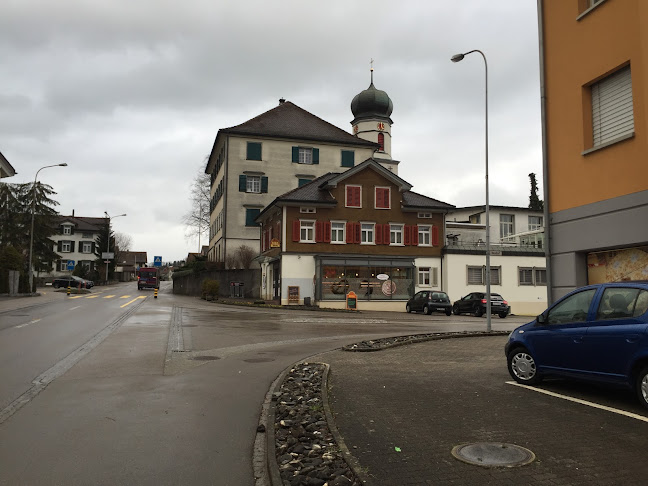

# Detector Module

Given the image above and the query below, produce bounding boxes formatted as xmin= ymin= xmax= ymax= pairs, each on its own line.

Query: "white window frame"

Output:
xmin=299 ymin=148 xmax=313 ymax=165
xmin=63 ymin=225 xmax=72 ymax=235
xmin=300 ymin=220 xmax=315 ymax=243
xmin=390 ymin=224 xmax=403 ymax=245
xmin=300 ymin=207 xmax=316 ymax=214
xmin=418 ymin=225 xmax=431 ymax=246
xmin=330 ymin=221 xmax=346 ymax=244
xmin=62 ymin=241 xmax=72 ymax=252
xmin=246 ymin=175 xmax=261 ymax=193
xmin=417 ymin=212 xmax=432 ymax=219
xmin=59 ymin=260 xmax=68 ymax=271
xmin=500 ymin=214 xmax=514 ymax=239
xmin=418 ymin=267 xmax=430 ymax=286
xmin=82 ymin=242 xmax=92 ymax=254
xmin=360 ymin=223 xmax=375 ymax=245
xmin=374 ymin=186 xmax=391 ymax=209
xmin=528 ymin=216 xmax=542 ymax=231
xmin=345 ymin=184 xmax=362 ymax=208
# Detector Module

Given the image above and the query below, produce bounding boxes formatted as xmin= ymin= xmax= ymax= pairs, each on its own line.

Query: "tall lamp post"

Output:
xmin=104 ymin=211 xmax=126 ymax=286
xmin=451 ymin=49 xmax=491 ymax=332
xmin=29 ymin=163 xmax=68 ymax=292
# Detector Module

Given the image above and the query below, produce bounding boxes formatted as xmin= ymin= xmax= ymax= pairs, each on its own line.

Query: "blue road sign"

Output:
xmin=153 ymin=256 xmax=162 ymax=267
xmin=66 ymin=260 xmax=75 ymax=271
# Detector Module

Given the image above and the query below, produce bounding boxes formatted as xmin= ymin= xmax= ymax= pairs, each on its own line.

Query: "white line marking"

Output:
xmin=506 ymin=381 xmax=648 ymax=423
xmin=16 ymin=318 xmax=41 ymax=329
xmin=69 ymin=306 xmax=81 ymax=310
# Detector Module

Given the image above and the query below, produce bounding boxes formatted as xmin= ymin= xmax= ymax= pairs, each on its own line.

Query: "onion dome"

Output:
xmin=351 ymin=76 xmax=393 ymax=123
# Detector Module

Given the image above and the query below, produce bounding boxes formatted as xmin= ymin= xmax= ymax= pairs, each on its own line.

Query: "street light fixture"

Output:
xmin=28 ymin=163 xmax=68 ymax=292
xmin=104 ymin=211 xmax=126 ymax=286
xmin=451 ymin=49 xmax=492 ymax=332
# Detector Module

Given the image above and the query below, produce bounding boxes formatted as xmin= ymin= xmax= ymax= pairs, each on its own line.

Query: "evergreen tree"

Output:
xmin=528 ymin=173 xmax=544 ymax=211
xmin=94 ymin=222 xmax=117 ymax=283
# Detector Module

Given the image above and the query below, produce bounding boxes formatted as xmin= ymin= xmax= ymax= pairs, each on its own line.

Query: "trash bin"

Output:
xmin=304 ymin=297 xmax=311 ymax=306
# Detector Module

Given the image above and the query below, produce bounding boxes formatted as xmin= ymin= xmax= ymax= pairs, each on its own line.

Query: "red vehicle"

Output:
xmin=137 ymin=267 xmax=160 ymax=290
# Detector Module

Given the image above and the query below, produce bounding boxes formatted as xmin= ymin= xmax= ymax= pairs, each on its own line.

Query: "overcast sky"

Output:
xmin=1 ymin=1 xmax=542 ymax=263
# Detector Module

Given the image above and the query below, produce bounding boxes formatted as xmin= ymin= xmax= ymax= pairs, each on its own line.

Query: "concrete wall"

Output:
xmin=173 ymin=269 xmax=261 ymax=298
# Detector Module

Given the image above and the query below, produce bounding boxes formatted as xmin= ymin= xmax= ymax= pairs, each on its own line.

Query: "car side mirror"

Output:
xmin=536 ymin=313 xmax=546 ymax=325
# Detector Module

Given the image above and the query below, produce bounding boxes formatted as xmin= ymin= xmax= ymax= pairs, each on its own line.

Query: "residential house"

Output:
xmin=114 ymin=251 xmax=148 ymax=282
xmin=255 ymin=159 xmax=454 ymax=310
xmin=205 ymin=73 xmax=397 ymax=266
xmin=0 ymin=150 xmax=16 ymax=178
xmin=48 ymin=214 xmax=105 ymax=278
xmin=539 ymin=0 xmax=648 ymax=300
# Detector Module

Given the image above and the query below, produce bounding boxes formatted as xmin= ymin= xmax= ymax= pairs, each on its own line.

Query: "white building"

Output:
xmin=49 ymin=215 xmax=105 ymax=277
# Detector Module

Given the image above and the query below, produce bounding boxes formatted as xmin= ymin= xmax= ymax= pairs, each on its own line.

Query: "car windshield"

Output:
xmin=491 ymin=294 xmax=503 ymax=300
xmin=72 ymin=276 xmax=84 ymax=282
xmin=140 ymin=272 xmax=156 ymax=278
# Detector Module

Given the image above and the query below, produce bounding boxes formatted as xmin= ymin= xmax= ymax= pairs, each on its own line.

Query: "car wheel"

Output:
xmin=406 ymin=304 xmax=411 ymax=313
xmin=473 ymin=305 xmax=483 ymax=317
xmin=445 ymin=309 xmax=452 ymax=316
xmin=452 ymin=305 xmax=460 ymax=315
xmin=423 ymin=305 xmax=430 ymax=315
xmin=507 ymin=348 xmax=542 ymax=385
xmin=636 ymin=366 xmax=648 ymax=410
xmin=498 ymin=312 xmax=508 ymax=318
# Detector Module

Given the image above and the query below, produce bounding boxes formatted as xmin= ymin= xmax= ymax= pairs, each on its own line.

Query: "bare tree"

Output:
xmin=182 ymin=163 xmax=211 ymax=250
xmin=236 ymin=245 xmax=257 ymax=270
xmin=225 ymin=254 xmax=238 ymax=270
xmin=115 ymin=232 xmax=133 ymax=252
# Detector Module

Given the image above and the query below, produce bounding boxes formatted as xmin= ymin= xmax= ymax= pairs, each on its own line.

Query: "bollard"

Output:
xmin=154 ymin=287 xmax=158 ymax=299
xmin=67 ymin=285 xmax=71 ymax=296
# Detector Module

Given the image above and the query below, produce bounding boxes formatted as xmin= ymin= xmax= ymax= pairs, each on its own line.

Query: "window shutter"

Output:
xmin=70 ymin=226 xmax=75 ymax=235
xmin=315 ymin=221 xmax=323 ymax=242
xmin=411 ymin=225 xmax=418 ymax=246
xmin=592 ymin=66 xmax=634 ymax=146
xmin=432 ymin=268 xmax=438 ymax=286
xmin=375 ymin=224 xmax=383 ymax=244
xmin=404 ymin=225 xmax=411 ymax=245
xmin=261 ymin=176 xmax=268 ymax=193
xmin=70 ymin=241 xmax=75 ymax=252
xmin=432 ymin=225 xmax=439 ymax=246
xmin=341 ymin=150 xmax=354 ymax=168
xmin=292 ymin=147 xmax=299 ymax=163
xmin=91 ymin=242 xmax=95 ymax=253
xmin=383 ymin=224 xmax=390 ymax=245
xmin=57 ymin=241 xmax=62 ymax=252
xmin=292 ymin=221 xmax=300 ymax=242
xmin=324 ymin=222 xmax=331 ymax=243
xmin=312 ymin=148 xmax=319 ymax=164
xmin=354 ymin=223 xmax=361 ymax=244
xmin=346 ymin=222 xmax=354 ymax=243
xmin=239 ymin=175 xmax=247 ymax=192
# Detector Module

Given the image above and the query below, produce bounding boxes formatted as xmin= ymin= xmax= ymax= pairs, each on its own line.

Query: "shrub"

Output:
xmin=204 ymin=279 xmax=220 ymax=299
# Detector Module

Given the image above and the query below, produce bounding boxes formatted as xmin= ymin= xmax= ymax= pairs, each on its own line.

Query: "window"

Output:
xmin=292 ymin=146 xmax=319 ymax=165
xmin=331 ymin=222 xmax=345 ymax=243
xmin=246 ymin=142 xmax=262 ymax=161
xmin=467 ymin=266 xmax=501 ymax=285
xmin=535 ymin=268 xmax=547 ymax=285
xmin=375 ymin=187 xmax=390 ymax=209
xmin=300 ymin=207 xmax=316 ymax=214
xmin=591 ymin=66 xmax=633 ymax=148
xmin=59 ymin=260 xmax=68 ymax=271
xmin=418 ymin=212 xmax=432 ymax=219
xmin=298 ymin=178 xmax=312 ymax=187
xmin=500 ymin=214 xmax=514 ymax=238
xmin=245 ymin=208 xmax=261 ymax=227
xmin=418 ymin=267 xmax=439 ymax=287
xmin=341 ymin=150 xmax=354 ymax=168
xmin=361 ymin=223 xmax=374 ymax=244
xmin=546 ymin=289 xmax=596 ymax=325
xmin=345 ymin=185 xmax=361 ymax=208
xmin=246 ymin=175 xmax=261 ymax=193
xmin=390 ymin=224 xmax=403 ymax=245
xmin=378 ymin=133 xmax=384 ymax=151
xmin=82 ymin=232 xmax=92 ymax=238
xmin=82 ymin=242 xmax=92 ymax=254
xmin=418 ymin=226 xmax=431 ymax=246
xmin=62 ymin=241 xmax=71 ymax=252
xmin=528 ymin=216 xmax=543 ymax=231
xmin=63 ymin=226 xmax=71 ymax=235
xmin=470 ymin=214 xmax=481 ymax=224
xmin=300 ymin=221 xmax=315 ymax=242
xmin=519 ymin=267 xmax=546 ymax=286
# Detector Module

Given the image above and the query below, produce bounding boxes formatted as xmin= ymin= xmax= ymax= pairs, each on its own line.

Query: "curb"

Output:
xmin=343 ymin=330 xmax=511 ymax=352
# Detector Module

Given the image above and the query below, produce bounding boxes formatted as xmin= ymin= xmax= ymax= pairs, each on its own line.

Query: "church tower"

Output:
xmin=350 ymin=65 xmax=398 ymax=173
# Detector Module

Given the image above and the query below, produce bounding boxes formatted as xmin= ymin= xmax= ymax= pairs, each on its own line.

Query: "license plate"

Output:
xmin=437 ymin=307 xmax=446 ymax=311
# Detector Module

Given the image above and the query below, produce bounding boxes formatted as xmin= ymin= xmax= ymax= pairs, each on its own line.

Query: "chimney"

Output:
xmin=72 ymin=209 xmax=75 ymax=217
xmin=279 ymin=98 xmax=285 ymax=105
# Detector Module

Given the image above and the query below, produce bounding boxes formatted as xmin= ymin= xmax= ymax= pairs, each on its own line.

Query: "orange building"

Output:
xmin=539 ymin=0 xmax=648 ymax=300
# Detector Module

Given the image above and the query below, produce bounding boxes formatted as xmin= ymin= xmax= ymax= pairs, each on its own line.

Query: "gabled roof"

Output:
xmin=322 ymin=158 xmax=412 ymax=192
xmin=55 ymin=215 xmax=106 ymax=231
xmin=0 ymin=150 xmax=16 ymax=178
xmin=402 ymin=192 xmax=455 ymax=211
xmin=206 ymin=101 xmax=378 ymax=173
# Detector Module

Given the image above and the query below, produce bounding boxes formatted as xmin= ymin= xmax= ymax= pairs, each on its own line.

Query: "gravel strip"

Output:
xmin=343 ymin=330 xmax=510 ymax=351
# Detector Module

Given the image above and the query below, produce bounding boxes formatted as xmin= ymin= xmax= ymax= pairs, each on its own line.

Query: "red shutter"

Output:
xmin=432 ymin=225 xmax=439 ymax=246
xmin=354 ymin=187 xmax=361 ymax=207
xmin=375 ymin=188 xmax=381 ymax=208
xmin=315 ymin=221 xmax=323 ymax=242
xmin=383 ymin=224 xmax=390 ymax=245
xmin=354 ymin=223 xmax=361 ymax=244
xmin=411 ymin=225 xmax=418 ymax=246
xmin=346 ymin=222 xmax=354 ymax=243
xmin=346 ymin=186 xmax=353 ymax=206
xmin=324 ymin=222 xmax=331 ymax=243
xmin=292 ymin=220 xmax=300 ymax=242
xmin=375 ymin=223 xmax=383 ymax=244
xmin=404 ymin=225 xmax=411 ymax=245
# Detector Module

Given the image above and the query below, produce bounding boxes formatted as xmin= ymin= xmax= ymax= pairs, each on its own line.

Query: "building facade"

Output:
xmin=539 ymin=0 xmax=648 ymax=300
xmin=49 ymin=215 xmax=105 ymax=277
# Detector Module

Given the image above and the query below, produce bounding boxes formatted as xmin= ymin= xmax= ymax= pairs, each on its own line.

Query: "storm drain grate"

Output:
xmin=190 ymin=356 xmax=221 ymax=361
xmin=451 ymin=442 xmax=535 ymax=467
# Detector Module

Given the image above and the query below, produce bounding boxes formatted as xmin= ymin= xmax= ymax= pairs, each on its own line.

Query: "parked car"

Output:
xmin=406 ymin=291 xmax=452 ymax=316
xmin=452 ymin=292 xmax=510 ymax=318
xmin=505 ymin=282 xmax=648 ymax=408
xmin=52 ymin=276 xmax=94 ymax=289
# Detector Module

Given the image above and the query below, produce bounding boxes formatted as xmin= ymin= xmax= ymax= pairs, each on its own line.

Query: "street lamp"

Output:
xmin=28 ymin=163 xmax=67 ymax=292
xmin=451 ymin=49 xmax=492 ymax=332
xmin=104 ymin=211 xmax=126 ymax=286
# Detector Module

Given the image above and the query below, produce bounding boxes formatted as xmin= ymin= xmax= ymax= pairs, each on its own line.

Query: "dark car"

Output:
xmin=406 ymin=291 xmax=452 ymax=316
xmin=452 ymin=292 xmax=510 ymax=318
xmin=52 ymin=275 xmax=94 ymax=289
xmin=505 ymin=282 xmax=648 ymax=408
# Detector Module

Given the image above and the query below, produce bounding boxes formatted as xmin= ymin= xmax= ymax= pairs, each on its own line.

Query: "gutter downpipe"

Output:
xmin=537 ymin=0 xmax=553 ymax=306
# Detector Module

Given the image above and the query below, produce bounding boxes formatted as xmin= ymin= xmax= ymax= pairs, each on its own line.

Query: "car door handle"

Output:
xmin=626 ymin=336 xmax=639 ymax=344
xmin=573 ymin=336 xmax=584 ymax=344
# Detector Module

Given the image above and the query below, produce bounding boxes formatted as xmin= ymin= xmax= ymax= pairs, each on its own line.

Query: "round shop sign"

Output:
xmin=382 ymin=280 xmax=396 ymax=296
xmin=376 ymin=274 xmax=389 ymax=281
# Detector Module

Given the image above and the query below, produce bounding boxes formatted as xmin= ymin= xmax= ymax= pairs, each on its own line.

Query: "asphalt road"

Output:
xmin=0 ymin=284 xmax=524 ymax=485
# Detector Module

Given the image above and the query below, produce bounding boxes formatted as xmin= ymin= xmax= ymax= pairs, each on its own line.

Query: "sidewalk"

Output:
xmin=0 ymin=290 xmax=62 ymax=314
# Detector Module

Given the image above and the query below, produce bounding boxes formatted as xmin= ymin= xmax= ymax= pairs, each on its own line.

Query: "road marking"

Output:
xmin=86 ymin=295 xmax=99 ymax=299
xmin=69 ymin=306 xmax=81 ymax=310
xmin=120 ymin=296 xmax=146 ymax=308
xmin=120 ymin=295 xmax=130 ymax=299
xmin=506 ymin=381 xmax=648 ymax=423
xmin=103 ymin=295 xmax=116 ymax=299
xmin=16 ymin=319 xmax=41 ymax=329
xmin=68 ymin=295 xmax=84 ymax=299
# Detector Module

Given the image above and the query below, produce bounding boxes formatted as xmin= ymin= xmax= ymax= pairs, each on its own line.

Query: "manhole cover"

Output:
xmin=451 ymin=443 xmax=535 ymax=467
xmin=243 ymin=358 xmax=275 ymax=363
xmin=191 ymin=356 xmax=221 ymax=361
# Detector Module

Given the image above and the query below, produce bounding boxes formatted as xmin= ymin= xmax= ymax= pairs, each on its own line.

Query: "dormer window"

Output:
xmin=63 ymin=225 xmax=72 ymax=235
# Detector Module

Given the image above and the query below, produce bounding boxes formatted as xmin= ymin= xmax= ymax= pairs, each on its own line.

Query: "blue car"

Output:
xmin=505 ymin=282 xmax=648 ymax=408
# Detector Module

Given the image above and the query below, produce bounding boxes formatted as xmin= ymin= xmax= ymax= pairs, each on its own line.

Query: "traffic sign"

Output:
xmin=153 ymin=256 xmax=162 ymax=267
xmin=66 ymin=260 xmax=75 ymax=271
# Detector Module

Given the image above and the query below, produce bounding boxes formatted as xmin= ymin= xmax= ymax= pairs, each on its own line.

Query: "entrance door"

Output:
xmin=273 ymin=263 xmax=280 ymax=300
